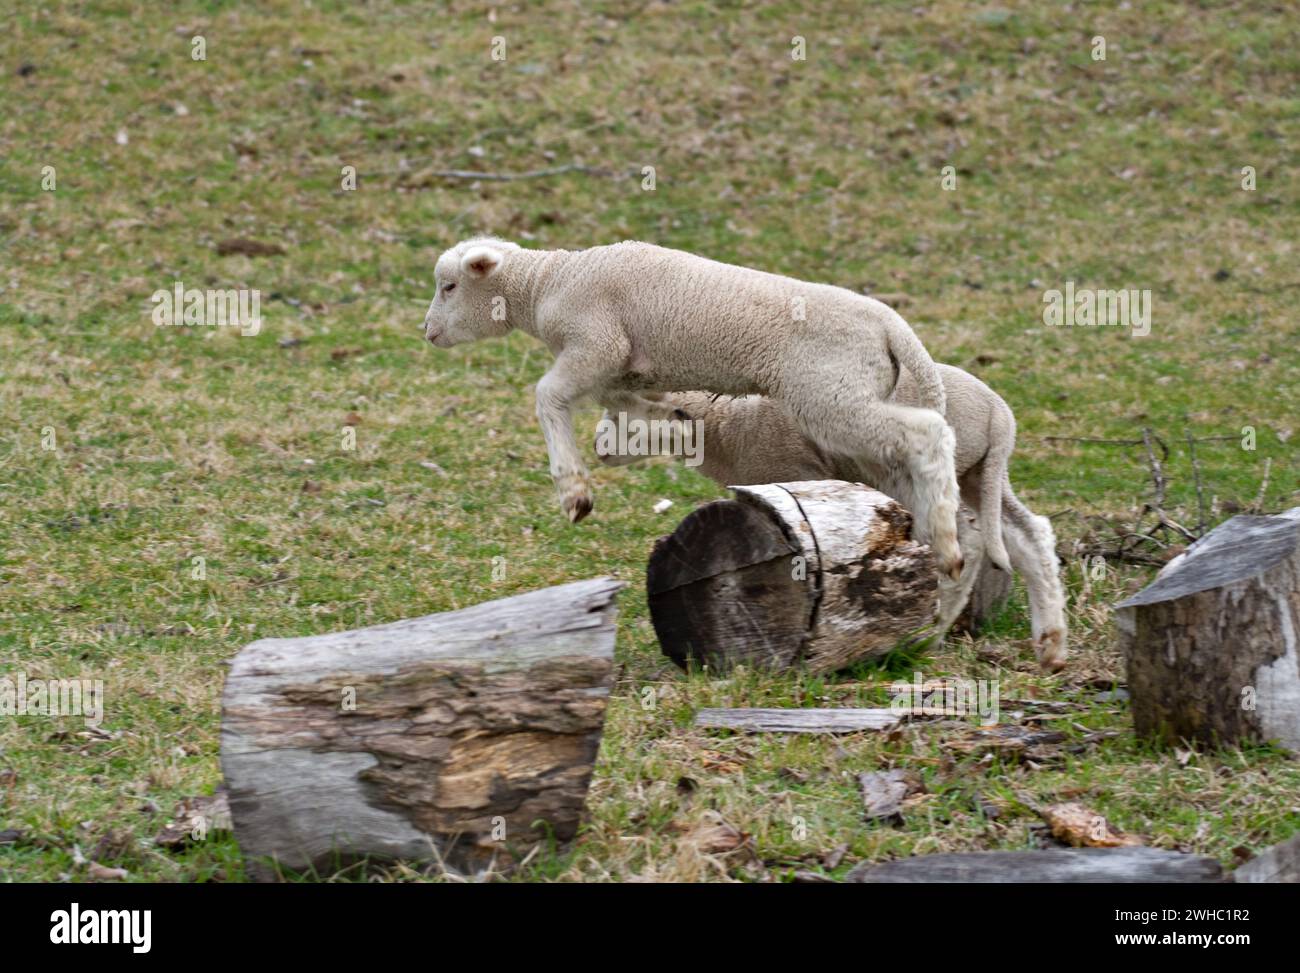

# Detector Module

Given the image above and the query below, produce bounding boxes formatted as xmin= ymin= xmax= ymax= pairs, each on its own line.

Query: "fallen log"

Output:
xmin=220 ymin=576 xmax=623 ymax=879
xmin=1115 ymin=507 xmax=1300 ymax=752
xmin=648 ymin=481 xmax=937 ymax=675
xmin=694 ymin=707 xmax=899 ymax=734
xmin=845 ymin=848 xmax=1225 ymax=883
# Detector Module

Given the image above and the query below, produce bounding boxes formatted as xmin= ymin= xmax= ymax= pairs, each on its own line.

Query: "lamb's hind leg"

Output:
xmin=935 ymin=507 xmax=987 ymax=637
xmin=792 ymin=395 xmax=962 ymax=579
xmin=1002 ymin=482 xmax=1068 ymax=671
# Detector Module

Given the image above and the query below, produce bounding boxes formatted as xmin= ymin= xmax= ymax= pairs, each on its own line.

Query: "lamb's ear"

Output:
xmin=460 ymin=245 xmax=504 ymax=279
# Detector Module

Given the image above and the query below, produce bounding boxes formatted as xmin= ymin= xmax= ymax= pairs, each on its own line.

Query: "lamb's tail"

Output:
xmin=979 ymin=401 xmax=1015 ymax=573
xmin=881 ymin=313 xmax=946 ymax=416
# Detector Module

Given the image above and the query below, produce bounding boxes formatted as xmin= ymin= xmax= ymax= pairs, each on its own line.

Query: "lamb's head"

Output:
xmin=423 ymin=238 xmax=521 ymax=347
xmin=593 ymin=407 xmax=647 ymax=467
xmin=593 ymin=394 xmax=701 ymax=468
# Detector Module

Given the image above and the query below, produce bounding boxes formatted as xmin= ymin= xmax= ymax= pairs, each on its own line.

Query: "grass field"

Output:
xmin=1 ymin=0 xmax=1297 ymax=882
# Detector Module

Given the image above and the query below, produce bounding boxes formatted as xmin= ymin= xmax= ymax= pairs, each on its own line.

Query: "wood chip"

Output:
xmin=1041 ymin=802 xmax=1144 ymax=848
xmin=859 ymin=769 xmax=925 ymax=822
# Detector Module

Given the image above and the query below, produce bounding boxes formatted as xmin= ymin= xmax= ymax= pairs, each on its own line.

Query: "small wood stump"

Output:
xmin=1116 ymin=507 xmax=1300 ymax=752
xmin=647 ymin=480 xmax=937 ymax=675
xmin=220 ymin=577 xmax=622 ymax=879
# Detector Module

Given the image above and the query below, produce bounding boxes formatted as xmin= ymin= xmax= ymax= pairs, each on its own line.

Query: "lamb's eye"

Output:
xmin=442 ymin=282 xmax=457 ymax=294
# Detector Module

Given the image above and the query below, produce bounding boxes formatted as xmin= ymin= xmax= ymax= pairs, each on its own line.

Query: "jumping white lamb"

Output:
xmin=594 ymin=365 xmax=1069 ymax=671
xmin=422 ymin=238 xmax=964 ymax=578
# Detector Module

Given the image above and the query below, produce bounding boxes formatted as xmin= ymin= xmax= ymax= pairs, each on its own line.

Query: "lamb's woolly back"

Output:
xmin=424 ymin=236 xmax=965 ymax=576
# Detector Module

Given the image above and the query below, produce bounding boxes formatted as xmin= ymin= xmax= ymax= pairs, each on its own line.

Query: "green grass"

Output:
xmin=0 ymin=0 xmax=1297 ymax=882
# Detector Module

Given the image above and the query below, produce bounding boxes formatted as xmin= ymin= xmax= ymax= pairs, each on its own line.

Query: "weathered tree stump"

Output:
xmin=1116 ymin=508 xmax=1300 ymax=752
xmin=220 ymin=577 xmax=623 ymax=879
xmin=647 ymin=480 xmax=937 ymax=675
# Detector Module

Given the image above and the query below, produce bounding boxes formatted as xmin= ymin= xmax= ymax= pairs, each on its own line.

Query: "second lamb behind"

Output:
xmin=595 ymin=364 xmax=1068 ymax=672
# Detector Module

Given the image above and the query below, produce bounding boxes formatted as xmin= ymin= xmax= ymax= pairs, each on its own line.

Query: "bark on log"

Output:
xmin=220 ymin=577 xmax=622 ymax=879
xmin=845 ymin=848 xmax=1225 ymax=883
xmin=648 ymin=481 xmax=937 ymax=675
xmin=1115 ymin=507 xmax=1300 ymax=752
xmin=694 ymin=707 xmax=900 ymax=734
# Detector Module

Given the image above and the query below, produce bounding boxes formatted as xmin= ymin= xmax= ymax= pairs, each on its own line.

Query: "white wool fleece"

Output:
xmin=422 ymin=238 xmax=964 ymax=577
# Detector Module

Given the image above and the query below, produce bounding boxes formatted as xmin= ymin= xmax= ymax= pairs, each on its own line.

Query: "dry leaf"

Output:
xmin=1042 ymin=802 xmax=1143 ymax=848
xmin=698 ymin=749 xmax=745 ymax=774
xmin=859 ymin=768 xmax=924 ymax=821
xmin=822 ymin=842 xmax=849 ymax=869
xmin=155 ymin=789 xmax=232 ymax=849
xmin=87 ymin=861 xmax=128 ymax=881
xmin=679 ymin=812 xmax=749 ymax=855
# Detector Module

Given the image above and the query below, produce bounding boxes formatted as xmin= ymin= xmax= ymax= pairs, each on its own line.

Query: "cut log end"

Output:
xmin=648 ymin=481 xmax=938 ymax=676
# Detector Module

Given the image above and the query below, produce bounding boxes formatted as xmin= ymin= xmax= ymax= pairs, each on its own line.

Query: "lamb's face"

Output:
xmin=423 ymin=240 xmax=516 ymax=347
xmin=593 ymin=408 xmax=646 ymax=467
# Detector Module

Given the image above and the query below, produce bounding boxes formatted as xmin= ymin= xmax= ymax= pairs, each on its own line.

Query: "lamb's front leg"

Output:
xmin=536 ymin=360 xmax=604 ymax=523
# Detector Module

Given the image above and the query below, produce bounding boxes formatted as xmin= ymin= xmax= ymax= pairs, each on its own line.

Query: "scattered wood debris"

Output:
xmin=859 ymin=769 xmax=925 ymax=823
xmin=155 ymin=789 xmax=232 ymax=849
xmin=694 ymin=708 xmax=899 ymax=734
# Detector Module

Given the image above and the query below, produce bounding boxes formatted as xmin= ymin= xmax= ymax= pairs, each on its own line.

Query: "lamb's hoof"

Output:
xmin=558 ymin=476 xmax=594 ymax=524
xmin=939 ymin=554 xmax=964 ymax=582
xmin=1035 ymin=630 xmax=1068 ymax=672
xmin=564 ymin=494 xmax=593 ymax=523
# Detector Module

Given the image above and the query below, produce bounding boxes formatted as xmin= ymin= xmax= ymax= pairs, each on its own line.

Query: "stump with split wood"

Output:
xmin=1116 ymin=507 xmax=1300 ymax=752
xmin=220 ymin=577 xmax=622 ymax=879
xmin=647 ymin=480 xmax=937 ymax=675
